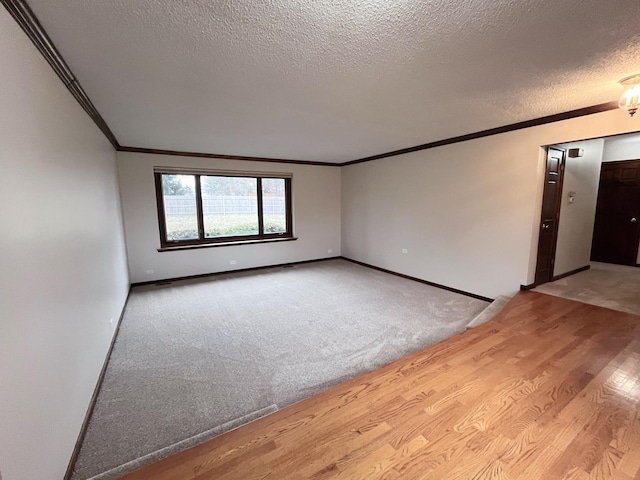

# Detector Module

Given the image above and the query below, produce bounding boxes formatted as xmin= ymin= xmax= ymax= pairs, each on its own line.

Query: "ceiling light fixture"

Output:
xmin=619 ymin=74 xmax=640 ymax=117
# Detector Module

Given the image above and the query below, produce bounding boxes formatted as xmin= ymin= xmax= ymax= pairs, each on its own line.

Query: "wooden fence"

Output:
xmin=164 ymin=195 xmax=285 ymax=215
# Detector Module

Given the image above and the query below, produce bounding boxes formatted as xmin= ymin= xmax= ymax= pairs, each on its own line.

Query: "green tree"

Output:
xmin=162 ymin=175 xmax=192 ymax=195
xmin=201 ymin=176 xmax=255 ymax=196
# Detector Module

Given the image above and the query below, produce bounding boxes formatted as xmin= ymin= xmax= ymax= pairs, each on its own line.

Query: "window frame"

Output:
xmin=154 ymin=170 xmax=293 ymax=249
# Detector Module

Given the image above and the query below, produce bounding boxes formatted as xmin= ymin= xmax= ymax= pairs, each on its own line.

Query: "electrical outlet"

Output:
xmin=230 ymin=260 xmax=237 ymax=265
xmin=146 ymin=270 xmax=154 ymax=275
xmin=328 ymin=249 xmax=333 ymax=254
xmin=402 ymin=249 xmax=408 ymax=254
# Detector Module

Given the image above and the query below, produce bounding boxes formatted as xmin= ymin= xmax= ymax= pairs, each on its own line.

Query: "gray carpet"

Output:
xmin=533 ymin=262 xmax=640 ymax=315
xmin=72 ymin=258 xmax=489 ymax=480
xmin=465 ymin=295 xmax=511 ymax=330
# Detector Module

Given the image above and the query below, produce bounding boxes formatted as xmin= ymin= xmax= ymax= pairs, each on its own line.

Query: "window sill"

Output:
xmin=157 ymin=236 xmax=297 ymax=252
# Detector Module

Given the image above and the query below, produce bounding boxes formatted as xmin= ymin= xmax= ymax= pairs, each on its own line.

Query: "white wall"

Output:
xmin=603 ymin=132 xmax=640 ymax=162
xmin=553 ymin=139 xmax=604 ymax=277
xmin=342 ymin=110 xmax=640 ymax=299
xmin=117 ymin=152 xmax=341 ymax=283
xmin=0 ymin=9 xmax=130 ymax=480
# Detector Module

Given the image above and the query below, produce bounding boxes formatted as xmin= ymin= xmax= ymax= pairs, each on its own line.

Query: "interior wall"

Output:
xmin=0 ymin=9 xmax=130 ymax=480
xmin=342 ymin=110 xmax=639 ymax=299
xmin=603 ymin=132 xmax=640 ymax=162
xmin=117 ymin=152 xmax=341 ymax=283
xmin=552 ymin=139 xmax=605 ymax=277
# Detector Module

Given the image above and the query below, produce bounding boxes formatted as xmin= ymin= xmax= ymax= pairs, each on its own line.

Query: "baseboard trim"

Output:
xmin=552 ymin=265 xmax=590 ymax=282
xmin=130 ymin=257 xmax=341 ymax=287
xmin=63 ymin=287 xmax=133 ymax=480
xmin=340 ymin=257 xmax=494 ymax=303
xmin=520 ymin=265 xmax=591 ymax=291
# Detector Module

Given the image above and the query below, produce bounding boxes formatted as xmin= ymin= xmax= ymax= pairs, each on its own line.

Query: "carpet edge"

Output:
xmin=84 ymin=404 xmax=279 ymax=480
xmin=465 ymin=295 xmax=511 ymax=330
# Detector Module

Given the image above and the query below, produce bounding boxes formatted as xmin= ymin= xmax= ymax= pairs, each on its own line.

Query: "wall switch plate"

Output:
xmin=109 ymin=317 xmax=114 ymax=326
xmin=230 ymin=260 xmax=237 ymax=265
xmin=328 ymin=249 xmax=333 ymax=254
xmin=402 ymin=249 xmax=408 ymax=254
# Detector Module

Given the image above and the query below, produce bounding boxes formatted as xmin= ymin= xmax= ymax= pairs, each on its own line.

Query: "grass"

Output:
xmin=166 ymin=214 xmax=286 ymax=240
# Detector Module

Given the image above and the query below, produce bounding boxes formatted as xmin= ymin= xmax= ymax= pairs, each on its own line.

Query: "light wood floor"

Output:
xmin=122 ymin=291 xmax=640 ymax=480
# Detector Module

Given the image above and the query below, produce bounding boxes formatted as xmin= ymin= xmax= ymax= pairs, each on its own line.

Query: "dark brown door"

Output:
xmin=534 ymin=147 xmax=566 ymax=285
xmin=590 ymin=159 xmax=640 ymax=266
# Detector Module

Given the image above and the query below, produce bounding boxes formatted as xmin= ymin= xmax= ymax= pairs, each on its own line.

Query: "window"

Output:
xmin=154 ymin=169 xmax=293 ymax=249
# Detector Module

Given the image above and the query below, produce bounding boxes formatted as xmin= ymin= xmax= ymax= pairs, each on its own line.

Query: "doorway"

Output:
xmin=531 ymin=132 xmax=640 ymax=315
xmin=590 ymin=159 xmax=640 ymax=265
xmin=533 ymin=132 xmax=640 ymax=286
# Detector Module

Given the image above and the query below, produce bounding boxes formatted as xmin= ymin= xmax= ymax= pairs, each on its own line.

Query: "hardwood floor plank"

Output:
xmin=122 ymin=292 xmax=640 ymax=480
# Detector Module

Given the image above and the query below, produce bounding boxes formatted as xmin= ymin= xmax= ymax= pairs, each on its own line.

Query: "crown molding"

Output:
xmin=341 ymin=101 xmax=619 ymax=166
xmin=2 ymin=0 xmax=120 ymax=149
xmin=117 ymin=146 xmax=340 ymax=167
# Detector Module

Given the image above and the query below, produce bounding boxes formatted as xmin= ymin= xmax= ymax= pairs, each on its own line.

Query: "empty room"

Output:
xmin=2 ymin=1 xmax=640 ymax=480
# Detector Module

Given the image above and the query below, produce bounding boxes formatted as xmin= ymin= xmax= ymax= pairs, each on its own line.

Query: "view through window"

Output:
xmin=155 ymin=171 xmax=292 ymax=247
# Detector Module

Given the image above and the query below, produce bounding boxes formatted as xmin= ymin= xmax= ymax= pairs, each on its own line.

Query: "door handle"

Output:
xmin=541 ymin=223 xmax=550 ymax=230
xmin=632 ymin=217 xmax=638 ymax=223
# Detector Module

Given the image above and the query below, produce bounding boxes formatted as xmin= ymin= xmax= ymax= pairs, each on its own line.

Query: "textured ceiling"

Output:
xmin=26 ymin=0 xmax=640 ymax=162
